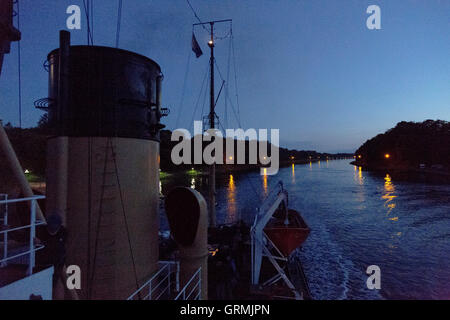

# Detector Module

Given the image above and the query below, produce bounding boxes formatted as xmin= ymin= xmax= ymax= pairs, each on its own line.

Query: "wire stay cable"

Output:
xmin=115 ymin=0 xmax=123 ymax=48
xmin=176 ymin=49 xmax=192 ymax=129
xmin=16 ymin=0 xmax=22 ymax=127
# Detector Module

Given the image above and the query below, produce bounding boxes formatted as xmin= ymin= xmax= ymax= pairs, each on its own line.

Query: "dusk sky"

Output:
xmin=0 ymin=0 xmax=449 ymax=153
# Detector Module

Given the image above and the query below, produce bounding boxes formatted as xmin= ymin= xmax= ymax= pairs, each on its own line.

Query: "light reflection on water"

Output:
xmin=291 ymin=163 xmax=295 ymax=184
xmin=383 ymin=174 xmax=397 ymax=216
xmin=263 ymin=167 xmax=268 ymax=197
xmin=160 ymin=160 xmax=450 ymax=299
xmin=225 ymin=174 xmax=237 ymax=224
xmin=354 ymin=166 xmax=363 ymax=185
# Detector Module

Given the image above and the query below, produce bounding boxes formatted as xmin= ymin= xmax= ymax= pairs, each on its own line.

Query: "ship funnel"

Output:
xmin=45 ymin=31 xmax=164 ymax=299
xmin=165 ymin=187 xmax=208 ymax=300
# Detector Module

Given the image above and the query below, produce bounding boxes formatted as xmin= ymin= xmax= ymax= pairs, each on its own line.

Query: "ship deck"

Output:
xmin=207 ymin=223 xmax=312 ymax=300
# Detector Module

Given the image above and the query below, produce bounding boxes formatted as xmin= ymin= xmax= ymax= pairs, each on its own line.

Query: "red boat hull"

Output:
xmin=264 ymin=209 xmax=310 ymax=257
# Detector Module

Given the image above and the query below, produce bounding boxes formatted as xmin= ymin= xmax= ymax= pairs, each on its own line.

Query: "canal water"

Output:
xmin=160 ymin=159 xmax=450 ymax=300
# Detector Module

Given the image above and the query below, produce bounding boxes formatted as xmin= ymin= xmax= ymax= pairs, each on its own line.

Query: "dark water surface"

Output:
xmin=160 ymin=160 xmax=450 ymax=300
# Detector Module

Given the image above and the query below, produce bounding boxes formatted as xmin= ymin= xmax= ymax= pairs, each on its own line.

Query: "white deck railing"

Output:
xmin=0 ymin=194 xmax=8 ymax=267
xmin=127 ymin=260 xmax=180 ymax=300
xmin=174 ymin=267 xmax=201 ymax=300
xmin=127 ymin=261 xmax=202 ymax=300
xmin=0 ymin=195 xmax=46 ymax=275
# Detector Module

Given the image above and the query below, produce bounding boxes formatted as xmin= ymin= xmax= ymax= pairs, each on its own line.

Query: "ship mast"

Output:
xmin=208 ymin=23 xmax=216 ymax=227
xmin=193 ymin=19 xmax=231 ymax=227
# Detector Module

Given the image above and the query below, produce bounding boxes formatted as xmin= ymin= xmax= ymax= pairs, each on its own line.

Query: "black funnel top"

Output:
xmin=47 ymin=45 xmax=164 ymax=141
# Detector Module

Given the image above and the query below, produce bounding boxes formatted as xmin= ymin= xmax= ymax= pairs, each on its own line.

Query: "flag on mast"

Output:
xmin=191 ymin=33 xmax=203 ymax=58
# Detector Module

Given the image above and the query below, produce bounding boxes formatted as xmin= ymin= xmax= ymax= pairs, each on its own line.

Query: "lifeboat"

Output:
xmin=264 ymin=209 xmax=310 ymax=257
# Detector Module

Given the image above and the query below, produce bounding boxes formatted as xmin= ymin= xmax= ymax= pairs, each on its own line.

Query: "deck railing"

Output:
xmin=0 ymin=194 xmax=8 ymax=267
xmin=0 ymin=195 xmax=46 ymax=275
xmin=127 ymin=261 xmax=202 ymax=300
xmin=174 ymin=267 xmax=201 ymax=300
xmin=127 ymin=260 xmax=180 ymax=300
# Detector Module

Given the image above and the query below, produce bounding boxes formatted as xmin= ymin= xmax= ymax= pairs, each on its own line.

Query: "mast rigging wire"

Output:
xmin=186 ymin=0 xmax=208 ymax=32
xmin=231 ymin=30 xmax=241 ymax=122
xmin=88 ymin=138 xmax=110 ymax=298
xmin=82 ymin=0 xmax=94 ymax=295
xmin=224 ymin=29 xmax=232 ymax=128
xmin=175 ymin=48 xmax=192 ymax=129
xmin=87 ymin=136 xmax=93 ymax=297
xmin=15 ymin=0 xmax=22 ymax=127
xmin=90 ymin=0 xmax=94 ymax=42
xmin=214 ymin=29 xmax=232 ymax=41
xmin=115 ymin=0 xmax=123 ymax=48
xmin=214 ymin=60 xmax=241 ymax=128
xmin=189 ymin=63 xmax=210 ymax=131
xmin=199 ymin=69 xmax=210 ymax=128
xmin=112 ymin=145 xmax=141 ymax=296
xmin=82 ymin=0 xmax=93 ymax=45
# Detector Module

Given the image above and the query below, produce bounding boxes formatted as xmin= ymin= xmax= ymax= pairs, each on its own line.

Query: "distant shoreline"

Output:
xmin=350 ymin=161 xmax=450 ymax=183
xmin=162 ymin=157 xmax=354 ymax=176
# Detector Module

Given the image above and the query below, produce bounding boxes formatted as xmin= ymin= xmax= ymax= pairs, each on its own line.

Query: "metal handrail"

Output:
xmin=127 ymin=260 xmax=180 ymax=300
xmin=0 ymin=195 xmax=46 ymax=275
xmin=0 ymin=195 xmax=45 ymax=204
xmin=0 ymin=220 xmax=46 ymax=234
xmin=1 ymin=194 xmax=8 ymax=268
xmin=174 ymin=267 xmax=202 ymax=300
xmin=0 ymin=244 xmax=45 ymax=262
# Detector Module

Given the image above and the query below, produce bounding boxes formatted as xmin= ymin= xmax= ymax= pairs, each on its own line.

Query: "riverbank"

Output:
xmin=164 ymin=157 xmax=354 ymax=177
xmin=20 ymin=158 xmax=354 ymax=196
xmin=350 ymin=160 xmax=450 ymax=183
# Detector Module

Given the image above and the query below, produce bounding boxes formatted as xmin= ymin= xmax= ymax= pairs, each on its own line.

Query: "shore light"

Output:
xmin=385 ymin=153 xmax=390 ymax=159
